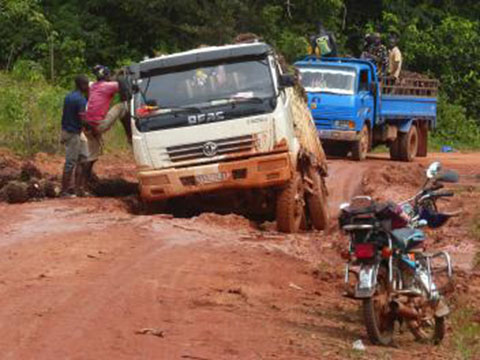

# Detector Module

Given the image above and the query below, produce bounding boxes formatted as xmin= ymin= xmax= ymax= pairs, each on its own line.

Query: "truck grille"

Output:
xmin=167 ymin=135 xmax=255 ymax=163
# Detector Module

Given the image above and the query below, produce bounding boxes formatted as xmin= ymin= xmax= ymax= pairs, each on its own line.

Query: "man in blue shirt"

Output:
xmin=60 ymin=75 xmax=89 ymax=197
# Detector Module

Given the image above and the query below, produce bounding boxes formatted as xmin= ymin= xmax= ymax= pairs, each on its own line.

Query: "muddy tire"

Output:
xmin=409 ymin=315 xmax=445 ymax=345
xmin=276 ymin=171 xmax=305 ymax=233
xmin=389 ymin=138 xmax=400 ymax=161
xmin=305 ymin=166 xmax=329 ymax=231
xmin=351 ymin=125 xmax=369 ymax=161
xmin=398 ymin=125 xmax=418 ymax=162
xmin=417 ymin=123 xmax=428 ymax=157
xmin=362 ymin=267 xmax=394 ymax=345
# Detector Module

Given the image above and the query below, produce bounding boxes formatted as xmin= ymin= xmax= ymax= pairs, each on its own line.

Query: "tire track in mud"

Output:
xmin=325 ymin=159 xmax=370 ymax=218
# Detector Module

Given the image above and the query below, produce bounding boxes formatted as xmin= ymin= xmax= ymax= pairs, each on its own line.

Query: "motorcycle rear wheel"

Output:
xmin=362 ymin=267 xmax=395 ymax=345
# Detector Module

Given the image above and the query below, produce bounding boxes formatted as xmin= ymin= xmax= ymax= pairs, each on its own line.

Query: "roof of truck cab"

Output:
xmin=294 ymin=57 xmax=373 ymax=72
xmin=131 ymin=43 xmax=273 ymax=77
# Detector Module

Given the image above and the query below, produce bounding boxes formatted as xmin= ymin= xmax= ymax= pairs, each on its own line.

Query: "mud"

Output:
xmin=0 ymin=151 xmax=479 ymax=359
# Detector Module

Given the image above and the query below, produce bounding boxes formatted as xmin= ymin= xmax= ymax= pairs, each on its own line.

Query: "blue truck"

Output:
xmin=294 ymin=57 xmax=438 ymax=161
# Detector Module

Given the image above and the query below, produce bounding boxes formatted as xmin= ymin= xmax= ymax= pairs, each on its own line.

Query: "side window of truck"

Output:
xmin=359 ymin=70 xmax=370 ymax=92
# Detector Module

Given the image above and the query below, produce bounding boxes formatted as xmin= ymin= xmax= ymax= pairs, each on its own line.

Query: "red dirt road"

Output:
xmin=0 ymin=152 xmax=479 ymax=359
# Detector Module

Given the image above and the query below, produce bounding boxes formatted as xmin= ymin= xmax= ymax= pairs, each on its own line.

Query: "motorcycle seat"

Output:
xmin=391 ymin=228 xmax=425 ymax=251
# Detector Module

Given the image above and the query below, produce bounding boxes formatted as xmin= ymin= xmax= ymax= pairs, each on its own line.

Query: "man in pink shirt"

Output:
xmin=80 ymin=65 xmax=128 ymax=194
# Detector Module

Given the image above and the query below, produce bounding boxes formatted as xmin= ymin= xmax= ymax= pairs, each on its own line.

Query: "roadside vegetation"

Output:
xmin=451 ymin=306 xmax=480 ymax=360
xmin=1 ymin=0 xmax=480 ymax=154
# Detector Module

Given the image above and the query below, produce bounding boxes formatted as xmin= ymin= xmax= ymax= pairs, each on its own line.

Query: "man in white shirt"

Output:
xmin=388 ymin=34 xmax=403 ymax=81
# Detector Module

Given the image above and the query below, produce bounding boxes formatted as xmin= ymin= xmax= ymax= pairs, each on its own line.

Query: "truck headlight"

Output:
xmin=334 ymin=120 xmax=355 ymax=129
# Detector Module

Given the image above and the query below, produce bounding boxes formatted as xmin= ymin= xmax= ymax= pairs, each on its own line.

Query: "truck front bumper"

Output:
xmin=318 ymin=130 xmax=360 ymax=142
xmin=138 ymin=152 xmax=292 ymax=201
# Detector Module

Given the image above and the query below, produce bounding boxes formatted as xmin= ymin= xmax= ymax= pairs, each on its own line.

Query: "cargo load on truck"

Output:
xmin=125 ymin=43 xmax=329 ymax=233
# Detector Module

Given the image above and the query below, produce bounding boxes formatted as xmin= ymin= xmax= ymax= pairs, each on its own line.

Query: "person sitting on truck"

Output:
xmin=388 ymin=34 xmax=403 ymax=81
xmin=308 ymin=21 xmax=338 ymax=58
xmin=361 ymin=32 xmax=389 ymax=77
xmin=234 ymin=33 xmax=261 ymax=44
xmin=80 ymin=65 xmax=128 ymax=194
xmin=60 ymin=75 xmax=89 ymax=197
xmin=361 ymin=33 xmax=373 ymax=56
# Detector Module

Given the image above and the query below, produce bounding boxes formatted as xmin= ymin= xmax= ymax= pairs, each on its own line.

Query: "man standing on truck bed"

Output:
xmin=60 ymin=75 xmax=89 ymax=197
xmin=388 ymin=34 xmax=403 ymax=81
xmin=81 ymin=65 xmax=128 ymax=186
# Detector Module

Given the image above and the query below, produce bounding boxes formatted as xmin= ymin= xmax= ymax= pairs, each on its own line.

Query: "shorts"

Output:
xmin=84 ymin=130 xmax=103 ymax=162
xmin=61 ymin=131 xmax=89 ymax=171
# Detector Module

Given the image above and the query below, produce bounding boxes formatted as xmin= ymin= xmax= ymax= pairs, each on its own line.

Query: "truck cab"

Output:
xmin=295 ymin=57 xmax=437 ymax=161
xmin=126 ymin=43 xmax=329 ymax=233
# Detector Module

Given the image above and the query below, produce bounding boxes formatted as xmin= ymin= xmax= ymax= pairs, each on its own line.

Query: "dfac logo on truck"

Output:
xmin=202 ymin=142 xmax=218 ymax=157
xmin=188 ymin=112 xmax=225 ymax=125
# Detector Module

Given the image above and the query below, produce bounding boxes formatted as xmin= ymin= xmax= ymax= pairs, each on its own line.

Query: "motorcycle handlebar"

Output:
xmin=430 ymin=183 xmax=444 ymax=191
xmin=431 ymin=190 xmax=454 ymax=198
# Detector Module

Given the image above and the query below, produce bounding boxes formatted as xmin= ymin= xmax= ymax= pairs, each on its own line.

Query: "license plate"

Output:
xmin=195 ymin=172 xmax=227 ymax=185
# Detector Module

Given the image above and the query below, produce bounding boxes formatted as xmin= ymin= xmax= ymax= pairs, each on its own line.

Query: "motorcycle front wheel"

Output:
xmin=363 ymin=267 xmax=395 ymax=345
xmin=407 ymin=294 xmax=447 ymax=344
xmin=409 ymin=315 xmax=445 ymax=344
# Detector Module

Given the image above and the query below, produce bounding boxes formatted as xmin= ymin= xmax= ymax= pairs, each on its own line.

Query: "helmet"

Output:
xmin=419 ymin=207 xmax=451 ymax=229
xmin=93 ymin=65 xmax=111 ymax=80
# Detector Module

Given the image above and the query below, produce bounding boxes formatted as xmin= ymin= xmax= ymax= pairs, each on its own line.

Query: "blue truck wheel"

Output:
xmin=398 ymin=125 xmax=418 ymax=162
xmin=351 ymin=125 xmax=369 ymax=161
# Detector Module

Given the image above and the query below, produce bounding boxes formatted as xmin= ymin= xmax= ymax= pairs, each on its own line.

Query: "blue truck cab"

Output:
xmin=294 ymin=57 xmax=438 ymax=161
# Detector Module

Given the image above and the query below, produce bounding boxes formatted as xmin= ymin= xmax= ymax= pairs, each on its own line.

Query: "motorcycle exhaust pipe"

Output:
xmin=390 ymin=300 xmax=419 ymax=320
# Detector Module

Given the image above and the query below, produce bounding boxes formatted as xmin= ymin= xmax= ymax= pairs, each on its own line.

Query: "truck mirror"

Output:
xmin=279 ymin=74 xmax=296 ymax=88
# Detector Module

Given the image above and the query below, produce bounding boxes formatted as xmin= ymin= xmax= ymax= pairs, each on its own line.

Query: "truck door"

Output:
xmin=358 ymin=69 xmax=374 ymax=130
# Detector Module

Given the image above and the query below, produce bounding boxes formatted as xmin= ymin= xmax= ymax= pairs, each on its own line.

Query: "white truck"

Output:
xmin=126 ymin=42 xmax=329 ymax=233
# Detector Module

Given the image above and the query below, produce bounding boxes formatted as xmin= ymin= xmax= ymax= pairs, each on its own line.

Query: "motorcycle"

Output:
xmin=339 ymin=162 xmax=459 ymax=345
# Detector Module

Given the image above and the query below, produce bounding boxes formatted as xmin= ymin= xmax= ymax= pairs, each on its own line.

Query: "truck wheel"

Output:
xmin=389 ymin=139 xmax=400 ymax=161
xmin=398 ymin=125 xmax=418 ymax=162
xmin=276 ymin=171 xmax=305 ymax=233
xmin=351 ymin=125 xmax=369 ymax=161
xmin=417 ymin=123 xmax=428 ymax=157
xmin=305 ymin=166 xmax=329 ymax=231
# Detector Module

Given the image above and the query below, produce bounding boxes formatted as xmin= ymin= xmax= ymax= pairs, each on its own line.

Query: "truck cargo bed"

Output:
xmin=380 ymin=95 xmax=437 ymax=121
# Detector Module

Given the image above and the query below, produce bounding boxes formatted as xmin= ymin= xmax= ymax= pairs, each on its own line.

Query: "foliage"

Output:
xmin=432 ymin=96 xmax=480 ymax=149
xmin=0 ymin=72 xmax=65 ymax=155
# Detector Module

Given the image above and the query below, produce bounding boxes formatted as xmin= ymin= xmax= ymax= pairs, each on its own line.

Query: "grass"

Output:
xmin=450 ymin=307 xmax=480 ymax=360
xmin=429 ymin=134 xmax=480 ymax=152
xmin=449 ymin=193 xmax=480 ymax=360
xmin=0 ymin=71 xmax=130 ymax=157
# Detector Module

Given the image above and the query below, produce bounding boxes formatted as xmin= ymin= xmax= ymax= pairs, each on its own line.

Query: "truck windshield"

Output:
xmin=298 ymin=66 xmax=356 ymax=95
xmin=136 ymin=58 xmax=275 ymax=110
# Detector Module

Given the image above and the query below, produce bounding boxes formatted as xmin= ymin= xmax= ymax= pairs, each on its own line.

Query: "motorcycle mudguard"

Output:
xmin=355 ymin=264 xmax=378 ymax=298
xmin=435 ymin=298 xmax=450 ymax=317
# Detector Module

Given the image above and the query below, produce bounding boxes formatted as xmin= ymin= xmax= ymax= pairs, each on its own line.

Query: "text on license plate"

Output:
xmin=195 ymin=172 xmax=227 ymax=184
